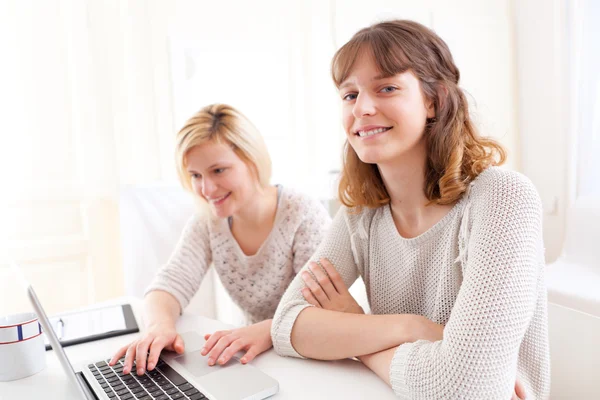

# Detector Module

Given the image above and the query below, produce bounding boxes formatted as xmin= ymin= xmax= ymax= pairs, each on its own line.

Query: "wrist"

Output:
xmin=392 ymin=314 xmax=416 ymax=344
xmin=146 ymin=319 xmax=176 ymax=331
xmin=259 ymin=319 xmax=273 ymax=336
xmin=401 ymin=314 xmax=444 ymax=343
xmin=261 ymin=318 xmax=273 ymax=328
xmin=345 ymin=302 xmax=364 ymax=314
xmin=262 ymin=319 xmax=274 ymax=347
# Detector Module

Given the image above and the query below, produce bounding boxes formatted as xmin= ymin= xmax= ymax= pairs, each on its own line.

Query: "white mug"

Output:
xmin=0 ymin=312 xmax=46 ymax=381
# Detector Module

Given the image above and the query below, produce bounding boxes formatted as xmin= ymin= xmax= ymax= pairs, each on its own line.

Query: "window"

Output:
xmin=573 ymin=0 xmax=600 ymax=198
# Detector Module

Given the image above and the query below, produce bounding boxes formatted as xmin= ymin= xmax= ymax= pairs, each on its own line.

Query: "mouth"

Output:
xmin=208 ymin=192 xmax=231 ymax=206
xmin=355 ymin=126 xmax=392 ymax=138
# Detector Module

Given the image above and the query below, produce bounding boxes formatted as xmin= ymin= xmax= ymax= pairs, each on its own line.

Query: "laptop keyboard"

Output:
xmin=88 ymin=357 xmax=206 ymax=400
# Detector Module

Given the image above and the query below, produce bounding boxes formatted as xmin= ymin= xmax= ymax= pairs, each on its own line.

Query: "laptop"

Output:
xmin=22 ymin=274 xmax=279 ymax=400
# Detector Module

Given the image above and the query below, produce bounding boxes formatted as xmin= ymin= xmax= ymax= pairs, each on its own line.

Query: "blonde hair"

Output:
xmin=175 ymin=104 xmax=272 ymax=196
xmin=332 ymin=20 xmax=506 ymax=210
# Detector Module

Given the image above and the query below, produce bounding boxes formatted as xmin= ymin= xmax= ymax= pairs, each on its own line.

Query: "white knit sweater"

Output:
xmin=271 ymin=167 xmax=551 ymax=399
xmin=146 ymin=187 xmax=331 ymax=325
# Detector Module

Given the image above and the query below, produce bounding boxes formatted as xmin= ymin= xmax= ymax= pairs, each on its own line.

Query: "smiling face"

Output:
xmin=339 ymin=51 xmax=435 ymax=166
xmin=186 ymin=140 xmax=258 ymax=219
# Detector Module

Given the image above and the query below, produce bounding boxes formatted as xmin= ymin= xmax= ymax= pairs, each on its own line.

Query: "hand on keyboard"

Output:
xmin=109 ymin=322 xmax=185 ymax=376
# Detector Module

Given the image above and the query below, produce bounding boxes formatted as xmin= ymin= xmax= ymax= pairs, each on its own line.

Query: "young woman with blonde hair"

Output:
xmin=271 ymin=20 xmax=550 ymax=399
xmin=110 ymin=104 xmax=331 ymax=376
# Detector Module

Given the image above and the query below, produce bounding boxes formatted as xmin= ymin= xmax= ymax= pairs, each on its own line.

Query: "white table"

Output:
xmin=0 ymin=297 xmax=397 ymax=399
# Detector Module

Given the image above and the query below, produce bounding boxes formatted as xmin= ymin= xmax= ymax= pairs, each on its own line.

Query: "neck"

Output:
xmin=377 ymin=141 xmax=457 ymax=238
xmin=231 ymin=185 xmax=278 ymax=229
xmin=378 ymin=142 xmax=429 ymax=217
xmin=378 ymin=141 xmax=456 ymax=237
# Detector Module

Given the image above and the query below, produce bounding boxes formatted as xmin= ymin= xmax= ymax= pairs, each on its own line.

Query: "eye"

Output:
xmin=214 ymin=168 xmax=226 ymax=174
xmin=342 ymin=92 xmax=357 ymax=101
xmin=190 ymin=173 xmax=201 ymax=180
xmin=380 ymin=86 xmax=397 ymax=93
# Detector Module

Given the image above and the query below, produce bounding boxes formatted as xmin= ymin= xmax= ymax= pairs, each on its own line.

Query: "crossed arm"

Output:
xmin=295 ymin=259 xmax=444 ymax=384
xmin=297 ymin=259 xmax=527 ymax=399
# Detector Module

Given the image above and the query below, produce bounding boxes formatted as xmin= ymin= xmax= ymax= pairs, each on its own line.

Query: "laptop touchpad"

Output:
xmin=177 ymin=331 xmax=206 ymax=353
xmin=174 ymin=352 xmax=237 ymax=377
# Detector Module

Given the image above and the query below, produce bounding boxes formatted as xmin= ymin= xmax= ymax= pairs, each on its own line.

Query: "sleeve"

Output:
xmin=144 ymin=213 xmax=213 ymax=313
xmin=291 ymin=197 xmax=332 ymax=274
xmin=271 ymin=207 xmax=361 ymax=358
xmin=389 ymin=172 xmax=544 ymax=399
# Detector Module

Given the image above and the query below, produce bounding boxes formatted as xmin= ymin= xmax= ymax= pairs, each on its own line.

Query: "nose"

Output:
xmin=352 ymin=92 xmax=376 ymax=119
xmin=201 ymin=177 xmax=217 ymax=199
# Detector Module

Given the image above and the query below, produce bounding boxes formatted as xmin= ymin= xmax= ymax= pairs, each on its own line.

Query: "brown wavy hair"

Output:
xmin=332 ymin=20 xmax=506 ymax=209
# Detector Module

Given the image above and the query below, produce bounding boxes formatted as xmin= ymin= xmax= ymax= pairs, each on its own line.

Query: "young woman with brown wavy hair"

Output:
xmin=271 ymin=20 xmax=550 ymax=399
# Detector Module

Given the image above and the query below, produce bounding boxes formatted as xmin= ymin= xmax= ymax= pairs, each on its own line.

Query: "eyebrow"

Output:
xmin=187 ymin=163 xmax=224 ymax=173
xmin=339 ymin=73 xmax=394 ymax=90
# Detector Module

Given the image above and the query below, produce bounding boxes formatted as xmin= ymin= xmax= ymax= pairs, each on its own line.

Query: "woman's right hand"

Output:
xmin=108 ymin=322 xmax=185 ymax=376
xmin=301 ymin=258 xmax=364 ymax=315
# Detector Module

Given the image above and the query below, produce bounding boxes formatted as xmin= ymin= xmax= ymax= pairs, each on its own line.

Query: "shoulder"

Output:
xmin=470 ymin=167 xmax=540 ymax=202
xmin=336 ymin=204 xmax=381 ymax=238
xmin=468 ymin=167 xmax=542 ymax=221
xmin=186 ymin=211 xmax=215 ymax=233
xmin=174 ymin=211 xmax=216 ymax=247
xmin=279 ymin=186 xmax=331 ymax=221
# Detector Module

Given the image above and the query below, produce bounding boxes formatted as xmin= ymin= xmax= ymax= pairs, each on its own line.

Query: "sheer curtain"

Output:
xmin=573 ymin=0 xmax=600 ymax=198
xmin=547 ymin=0 xmax=600 ymax=274
xmin=557 ymin=0 xmax=600 ymax=271
xmin=0 ymin=0 xmax=178 ymax=315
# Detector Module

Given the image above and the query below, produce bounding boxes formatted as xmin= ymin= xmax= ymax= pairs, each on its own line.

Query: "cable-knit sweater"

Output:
xmin=146 ymin=187 xmax=332 ymax=325
xmin=271 ymin=167 xmax=551 ymax=399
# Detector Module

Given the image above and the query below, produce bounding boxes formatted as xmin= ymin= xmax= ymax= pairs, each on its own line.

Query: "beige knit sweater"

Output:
xmin=146 ymin=187 xmax=331 ymax=325
xmin=271 ymin=167 xmax=551 ymax=399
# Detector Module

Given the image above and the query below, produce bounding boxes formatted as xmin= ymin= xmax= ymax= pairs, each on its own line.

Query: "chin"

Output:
xmin=356 ymin=144 xmax=411 ymax=165
xmin=210 ymin=206 xmax=233 ymax=219
xmin=357 ymin=154 xmax=379 ymax=164
xmin=355 ymin=149 xmax=387 ymax=165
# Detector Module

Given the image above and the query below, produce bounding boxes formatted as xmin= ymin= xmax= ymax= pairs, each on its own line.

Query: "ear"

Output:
xmin=425 ymin=98 xmax=436 ymax=119
xmin=427 ymin=84 xmax=449 ymax=118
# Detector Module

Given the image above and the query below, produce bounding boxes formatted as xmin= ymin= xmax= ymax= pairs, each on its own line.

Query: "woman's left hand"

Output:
xmin=202 ymin=319 xmax=273 ymax=366
xmin=301 ymin=258 xmax=364 ymax=314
